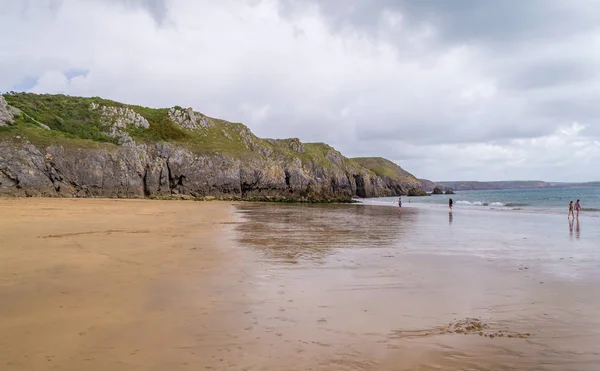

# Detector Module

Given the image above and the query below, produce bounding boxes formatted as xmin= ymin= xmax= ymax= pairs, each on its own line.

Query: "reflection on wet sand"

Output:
xmin=231 ymin=203 xmax=600 ymax=370
xmin=569 ymin=218 xmax=581 ymax=240
xmin=569 ymin=218 xmax=574 ymax=238
xmin=235 ymin=203 xmax=417 ymax=263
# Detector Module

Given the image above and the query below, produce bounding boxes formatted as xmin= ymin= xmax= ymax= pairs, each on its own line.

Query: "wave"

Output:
xmin=581 ymin=208 xmax=600 ymax=212
xmin=454 ymin=201 xmax=532 ymax=208
xmin=456 ymin=201 xmax=484 ymax=206
xmin=456 ymin=201 xmax=506 ymax=207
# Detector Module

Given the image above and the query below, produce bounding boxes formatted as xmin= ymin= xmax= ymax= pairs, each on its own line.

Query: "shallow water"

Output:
xmin=367 ymin=187 xmax=600 ymax=215
xmin=230 ymin=203 xmax=600 ymax=370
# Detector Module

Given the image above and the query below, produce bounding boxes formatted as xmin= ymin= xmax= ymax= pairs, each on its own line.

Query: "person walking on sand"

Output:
xmin=568 ymin=201 xmax=574 ymax=218
xmin=449 ymin=197 xmax=453 ymax=211
xmin=575 ymin=199 xmax=581 ymax=218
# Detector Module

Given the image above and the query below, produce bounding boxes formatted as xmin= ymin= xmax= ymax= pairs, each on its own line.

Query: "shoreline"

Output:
xmin=357 ymin=196 xmax=600 ymax=218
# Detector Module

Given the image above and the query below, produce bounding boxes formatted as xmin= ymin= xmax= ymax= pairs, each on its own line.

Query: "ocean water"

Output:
xmin=362 ymin=187 xmax=600 ymax=215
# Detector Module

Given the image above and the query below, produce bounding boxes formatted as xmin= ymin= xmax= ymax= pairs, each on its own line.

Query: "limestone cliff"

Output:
xmin=0 ymin=93 xmax=421 ymax=201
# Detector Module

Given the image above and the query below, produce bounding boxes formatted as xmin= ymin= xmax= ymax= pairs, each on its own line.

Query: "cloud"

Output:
xmin=0 ymin=0 xmax=599 ymax=181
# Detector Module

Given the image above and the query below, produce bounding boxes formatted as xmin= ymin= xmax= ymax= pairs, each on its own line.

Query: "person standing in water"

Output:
xmin=568 ymin=201 xmax=574 ymax=218
xmin=575 ymin=199 xmax=581 ymax=218
xmin=449 ymin=198 xmax=453 ymax=211
xmin=398 ymin=197 xmax=402 ymax=208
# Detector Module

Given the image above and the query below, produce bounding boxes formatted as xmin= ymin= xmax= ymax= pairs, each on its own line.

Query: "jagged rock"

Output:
xmin=91 ymin=103 xmax=149 ymax=129
xmin=0 ymin=96 xmax=16 ymax=126
xmin=325 ymin=147 xmax=344 ymax=167
xmin=168 ymin=107 xmax=209 ymax=130
xmin=288 ymin=138 xmax=306 ymax=153
xmin=0 ymin=138 xmax=414 ymax=200
xmin=91 ymin=103 xmax=150 ymax=145
xmin=266 ymin=138 xmax=307 ymax=153
xmin=432 ymin=187 xmax=444 ymax=195
xmin=445 ymin=188 xmax=455 ymax=194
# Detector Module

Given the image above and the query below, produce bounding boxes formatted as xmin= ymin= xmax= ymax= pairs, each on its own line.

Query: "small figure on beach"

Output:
xmin=568 ymin=201 xmax=574 ymax=218
xmin=398 ymin=197 xmax=402 ymax=208
xmin=575 ymin=199 xmax=581 ymax=218
xmin=449 ymin=198 xmax=453 ymax=211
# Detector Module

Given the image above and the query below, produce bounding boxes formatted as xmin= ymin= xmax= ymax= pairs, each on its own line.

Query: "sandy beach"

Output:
xmin=1 ymin=199 xmax=600 ymax=370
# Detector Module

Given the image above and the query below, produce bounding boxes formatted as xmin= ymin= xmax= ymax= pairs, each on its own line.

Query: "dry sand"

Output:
xmin=0 ymin=198 xmax=248 ymax=371
xmin=1 ymin=199 xmax=600 ymax=371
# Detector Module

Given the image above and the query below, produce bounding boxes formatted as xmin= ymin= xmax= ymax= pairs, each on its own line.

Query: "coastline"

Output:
xmin=358 ymin=190 xmax=600 ymax=218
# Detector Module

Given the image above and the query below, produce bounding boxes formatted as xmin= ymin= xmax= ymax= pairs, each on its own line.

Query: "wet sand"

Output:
xmin=1 ymin=200 xmax=600 ymax=370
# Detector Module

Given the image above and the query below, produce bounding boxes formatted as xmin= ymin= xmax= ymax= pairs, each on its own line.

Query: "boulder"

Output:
xmin=432 ymin=187 xmax=444 ymax=195
xmin=407 ymin=187 xmax=429 ymax=196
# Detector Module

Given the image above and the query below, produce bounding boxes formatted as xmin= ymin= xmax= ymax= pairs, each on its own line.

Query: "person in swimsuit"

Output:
xmin=398 ymin=197 xmax=402 ymax=208
xmin=568 ymin=201 xmax=574 ymax=218
xmin=449 ymin=198 xmax=453 ymax=211
xmin=575 ymin=199 xmax=581 ymax=218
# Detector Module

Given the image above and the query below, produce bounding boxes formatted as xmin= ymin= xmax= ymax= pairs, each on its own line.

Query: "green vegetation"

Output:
xmin=2 ymin=92 xmax=259 ymax=156
xmin=179 ymin=120 xmax=259 ymax=157
xmin=0 ymin=119 xmax=114 ymax=149
xmin=129 ymin=106 xmax=188 ymax=141
xmin=4 ymin=92 xmax=119 ymax=143
xmin=352 ymin=157 xmax=418 ymax=183
xmin=262 ymin=140 xmax=359 ymax=171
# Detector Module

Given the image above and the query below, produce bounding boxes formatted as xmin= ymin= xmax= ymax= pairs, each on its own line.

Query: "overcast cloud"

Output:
xmin=1 ymin=0 xmax=599 ymax=181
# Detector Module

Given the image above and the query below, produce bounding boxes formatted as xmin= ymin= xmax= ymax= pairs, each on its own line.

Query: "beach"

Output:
xmin=1 ymin=199 xmax=600 ymax=370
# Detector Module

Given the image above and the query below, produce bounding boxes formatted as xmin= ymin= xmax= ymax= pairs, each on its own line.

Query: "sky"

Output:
xmin=1 ymin=0 xmax=599 ymax=182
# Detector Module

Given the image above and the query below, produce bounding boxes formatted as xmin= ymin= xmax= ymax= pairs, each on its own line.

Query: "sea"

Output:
xmin=361 ymin=187 xmax=600 ymax=216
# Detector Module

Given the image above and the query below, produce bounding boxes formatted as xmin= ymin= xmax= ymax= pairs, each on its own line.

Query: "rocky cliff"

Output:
xmin=0 ymin=93 xmax=423 ymax=201
xmin=352 ymin=157 xmax=426 ymax=196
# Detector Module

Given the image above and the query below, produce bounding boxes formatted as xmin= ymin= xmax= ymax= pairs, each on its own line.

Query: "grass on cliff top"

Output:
xmin=0 ymin=118 xmax=115 ymax=150
xmin=3 ymin=92 xmax=119 ymax=143
xmin=352 ymin=157 xmax=418 ymax=183
xmin=2 ymin=93 xmax=257 ymax=157
xmin=263 ymin=140 xmax=337 ymax=169
xmin=262 ymin=140 xmax=365 ymax=171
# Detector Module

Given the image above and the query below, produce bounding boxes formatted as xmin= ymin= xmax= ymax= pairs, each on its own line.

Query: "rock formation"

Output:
xmin=0 ymin=93 xmax=422 ymax=201
xmin=432 ymin=187 xmax=444 ymax=195
xmin=0 ymin=96 xmax=19 ymax=127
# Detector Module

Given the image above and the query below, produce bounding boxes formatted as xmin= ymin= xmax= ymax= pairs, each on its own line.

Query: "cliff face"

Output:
xmin=352 ymin=157 xmax=426 ymax=196
xmin=0 ymin=93 xmax=421 ymax=201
